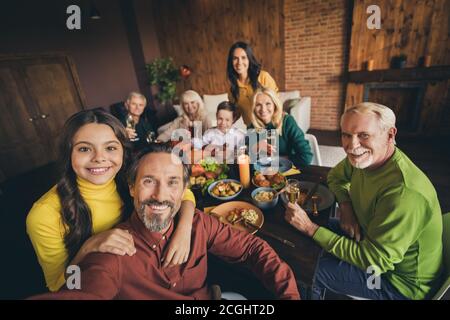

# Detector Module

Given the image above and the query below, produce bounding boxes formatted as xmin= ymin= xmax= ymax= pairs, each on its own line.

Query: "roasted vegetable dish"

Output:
xmin=252 ymin=171 xmax=286 ymax=190
xmin=211 ymin=181 xmax=242 ymax=197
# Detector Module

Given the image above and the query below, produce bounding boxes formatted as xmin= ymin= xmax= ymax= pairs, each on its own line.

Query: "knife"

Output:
xmin=302 ymin=177 xmax=322 ymax=207
xmin=244 ymin=221 xmax=296 ymax=248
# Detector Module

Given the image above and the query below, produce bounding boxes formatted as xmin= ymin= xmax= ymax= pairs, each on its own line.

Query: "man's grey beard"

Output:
xmin=137 ymin=202 xmax=176 ymax=232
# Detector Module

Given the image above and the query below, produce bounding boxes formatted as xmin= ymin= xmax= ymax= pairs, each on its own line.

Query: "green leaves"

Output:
xmin=145 ymin=58 xmax=180 ymax=104
xmin=198 ymin=157 xmax=230 ymax=194
xmin=200 ymin=157 xmax=218 ymax=173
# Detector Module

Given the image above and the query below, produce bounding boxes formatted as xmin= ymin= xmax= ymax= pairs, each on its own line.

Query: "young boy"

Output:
xmin=201 ymin=101 xmax=246 ymax=161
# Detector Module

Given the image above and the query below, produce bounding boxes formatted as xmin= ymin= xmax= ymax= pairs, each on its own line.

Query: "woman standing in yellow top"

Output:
xmin=227 ymin=41 xmax=279 ymax=125
xmin=26 ymin=109 xmax=196 ymax=291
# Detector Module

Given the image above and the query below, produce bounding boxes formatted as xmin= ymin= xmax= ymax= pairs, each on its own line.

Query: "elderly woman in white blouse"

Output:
xmin=157 ymin=90 xmax=212 ymax=143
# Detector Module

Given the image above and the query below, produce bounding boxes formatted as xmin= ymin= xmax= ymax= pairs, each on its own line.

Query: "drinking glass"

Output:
xmin=238 ymin=146 xmax=250 ymax=189
xmin=146 ymin=131 xmax=156 ymax=144
xmin=126 ymin=114 xmax=134 ymax=129
xmin=286 ymin=179 xmax=301 ymax=204
xmin=188 ymin=125 xmax=195 ymax=138
xmin=266 ymin=129 xmax=278 ymax=157
xmin=126 ymin=114 xmax=139 ymax=142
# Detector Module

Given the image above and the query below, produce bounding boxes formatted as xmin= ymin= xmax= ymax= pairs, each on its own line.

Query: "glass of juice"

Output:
xmin=238 ymin=146 xmax=250 ymax=188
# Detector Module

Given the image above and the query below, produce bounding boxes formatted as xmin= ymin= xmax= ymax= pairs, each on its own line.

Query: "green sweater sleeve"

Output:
xmin=283 ymin=115 xmax=313 ymax=167
xmin=327 ymin=157 xmax=353 ymax=203
xmin=313 ymin=186 xmax=429 ymax=274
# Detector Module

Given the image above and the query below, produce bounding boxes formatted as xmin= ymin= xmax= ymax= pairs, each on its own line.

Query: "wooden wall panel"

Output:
xmin=420 ymin=80 xmax=450 ymax=133
xmin=151 ymin=0 xmax=284 ymax=97
xmin=345 ymin=83 xmax=365 ymax=108
xmin=346 ymin=0 xmax=449 ymax=136
xmin=349 ymin=0 xmax=449 ymax=71
xmin=0 ymin=54 xmax=85 ymax=179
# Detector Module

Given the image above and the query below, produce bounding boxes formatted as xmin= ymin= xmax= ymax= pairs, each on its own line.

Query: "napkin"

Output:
xmin=282 ymin=166 xmax=301 ymax=176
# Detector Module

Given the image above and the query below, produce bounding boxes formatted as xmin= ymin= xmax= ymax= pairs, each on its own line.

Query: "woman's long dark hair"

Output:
xmin=56 ymin=109 xmax=133 ymax=262
xmin=226 ymin=41 xmax=262 ymax=102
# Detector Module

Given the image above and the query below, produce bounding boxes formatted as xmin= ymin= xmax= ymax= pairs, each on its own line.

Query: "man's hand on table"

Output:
xmin=284 ymin=202 xmax=319 ymax=238
xmin=338 ymin=201 xmax=362 ymax=242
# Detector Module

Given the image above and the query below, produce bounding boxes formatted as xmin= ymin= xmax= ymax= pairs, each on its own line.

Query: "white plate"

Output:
xmin=208 ymin=201 xmax=264 ymax=234
xmin=254 ymin=157 xmax=293 ymax=173
xmin=280 ymin=181 xmax=335 ymax=213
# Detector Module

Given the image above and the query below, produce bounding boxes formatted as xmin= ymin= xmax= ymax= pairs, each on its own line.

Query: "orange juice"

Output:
xmin=238 ymin=154 xmax=251 ymax=188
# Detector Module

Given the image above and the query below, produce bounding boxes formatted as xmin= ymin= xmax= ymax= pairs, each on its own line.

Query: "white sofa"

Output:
xmin=278 ymin=90 xmax=311 ymax=134
xmin=157 ymin=90 xmax=311 ymax=135
xmin=202 ymin=93 xmax=247 ymax=131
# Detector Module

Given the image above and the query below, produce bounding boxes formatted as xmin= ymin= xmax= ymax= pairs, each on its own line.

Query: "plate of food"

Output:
xmin=280 ymin=181 xmax=335 ymax=213
xmin=189 ymin=157 xmax=229 ymax=194
xmin=252 ymin=170 xmax=287 ymax=191
xmin=254 ymin=157 xmax=293 ymax=173
xmin=208 ymin=201 xmax=264 ymax=234
xmin=208 ymin=179 xmax=243 ymax=200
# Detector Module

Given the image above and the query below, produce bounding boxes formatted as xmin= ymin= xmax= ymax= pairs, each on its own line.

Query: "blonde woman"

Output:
xmin=157 ymin=90 xmax=212 ymax=142
xmin=249 ymin=88 xmax=312 ymax=168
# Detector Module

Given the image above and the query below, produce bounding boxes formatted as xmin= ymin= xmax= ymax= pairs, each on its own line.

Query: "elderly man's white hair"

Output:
xmin=341 ymin=102 xmax=396 ymax=131
xmin=126 ymin=91 xmax=147 ymax=105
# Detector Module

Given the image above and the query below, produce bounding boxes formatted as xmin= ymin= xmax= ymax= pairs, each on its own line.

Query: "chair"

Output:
xmin=305 ymin=133 xmax=323 ymax=166
xmin=202 ymin=93 xmax=246 ymax=131
xmin=431 ymin=212 xmax=450 ymax=300
xmin=278 ymin=90 xmax=311 ymax=133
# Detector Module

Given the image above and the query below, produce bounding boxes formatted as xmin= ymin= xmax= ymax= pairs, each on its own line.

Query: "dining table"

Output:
xmin=194 ymin=163 xmax=336 ymax=298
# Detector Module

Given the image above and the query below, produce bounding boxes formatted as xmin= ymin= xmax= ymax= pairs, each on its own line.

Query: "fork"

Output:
xmin=312 ymin=195 xmax=319 ymax=216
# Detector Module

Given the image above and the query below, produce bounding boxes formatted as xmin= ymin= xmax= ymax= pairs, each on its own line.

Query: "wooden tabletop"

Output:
xmin=198 ymin=165 xmax=334 ymax=287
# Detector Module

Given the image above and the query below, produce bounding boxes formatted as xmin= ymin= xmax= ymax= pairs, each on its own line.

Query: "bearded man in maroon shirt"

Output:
xmin=31 ymin=143 xmax=300 ymax=300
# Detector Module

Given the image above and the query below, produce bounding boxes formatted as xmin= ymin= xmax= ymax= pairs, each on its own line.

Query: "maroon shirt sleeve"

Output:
xmin=29 ymin=253 xmax=122 ymax=300
xmin=201 ymin=211 xmax=300 ymax=300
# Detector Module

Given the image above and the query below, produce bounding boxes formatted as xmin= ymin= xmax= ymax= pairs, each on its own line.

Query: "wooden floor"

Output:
xmin=0 ymin=130 xmax=448 ymax=299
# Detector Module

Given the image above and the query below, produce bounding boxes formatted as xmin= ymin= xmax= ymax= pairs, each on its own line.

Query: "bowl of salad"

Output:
xmin=189 ymin=157 xmax=229 ymax=194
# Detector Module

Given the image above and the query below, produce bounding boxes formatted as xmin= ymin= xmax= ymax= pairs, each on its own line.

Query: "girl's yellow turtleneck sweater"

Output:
xmin=26 ymin=177 xmax=195 ymax=292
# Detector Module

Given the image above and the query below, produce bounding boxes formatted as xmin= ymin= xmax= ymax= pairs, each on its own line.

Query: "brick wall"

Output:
xmin=284 ymin=0 xmax=351 ymax=131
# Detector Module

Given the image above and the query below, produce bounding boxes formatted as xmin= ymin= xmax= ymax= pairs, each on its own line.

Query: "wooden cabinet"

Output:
xmin=0 ymin=54 xmax=85 ymax=181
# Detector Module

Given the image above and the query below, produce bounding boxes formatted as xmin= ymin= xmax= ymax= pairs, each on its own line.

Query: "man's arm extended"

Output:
xmin=29 ymin=253 xmax=121 ymax=300
xmin=203 ymin=213 xmax=300 ymax=300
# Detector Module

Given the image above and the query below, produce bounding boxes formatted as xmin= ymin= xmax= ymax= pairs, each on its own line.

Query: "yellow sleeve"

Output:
xmin=26 ymin=202 xmax=68 ymax=292
xmin=182 ymin=188 xmax=196 ymax=207
xmin=260 ymin=70 xmax=279 ymax=93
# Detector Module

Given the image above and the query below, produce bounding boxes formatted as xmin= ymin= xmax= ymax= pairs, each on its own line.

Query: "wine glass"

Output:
xmin=146 ymin=131 xmax=156 ymax=144
xmin=126 ymin=114 xmax=134 ymax=129
xmin=260 ymin=129 xmax=275 ymax=165
xmin=266 ymin=129 xmax=277 ymax=157
xmin=286 ymin=179 xmax=301 ymax=204
xmin=126 ymin=114 xmax=139 ymax=142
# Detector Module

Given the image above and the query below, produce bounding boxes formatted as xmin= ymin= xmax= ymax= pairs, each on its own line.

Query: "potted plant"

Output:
xmin=146 ymin=58 xmax=180 ymax=104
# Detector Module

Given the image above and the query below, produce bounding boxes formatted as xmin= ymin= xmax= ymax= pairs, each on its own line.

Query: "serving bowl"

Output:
xmin=207 ymin=179 xmax=243 ymax=201
xmin=251 ymin=187 xmax=279 ymax=210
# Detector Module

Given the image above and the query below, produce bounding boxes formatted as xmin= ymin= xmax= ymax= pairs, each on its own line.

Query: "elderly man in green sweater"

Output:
xmin=285 ymin=102 xmax=443 ymax=300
